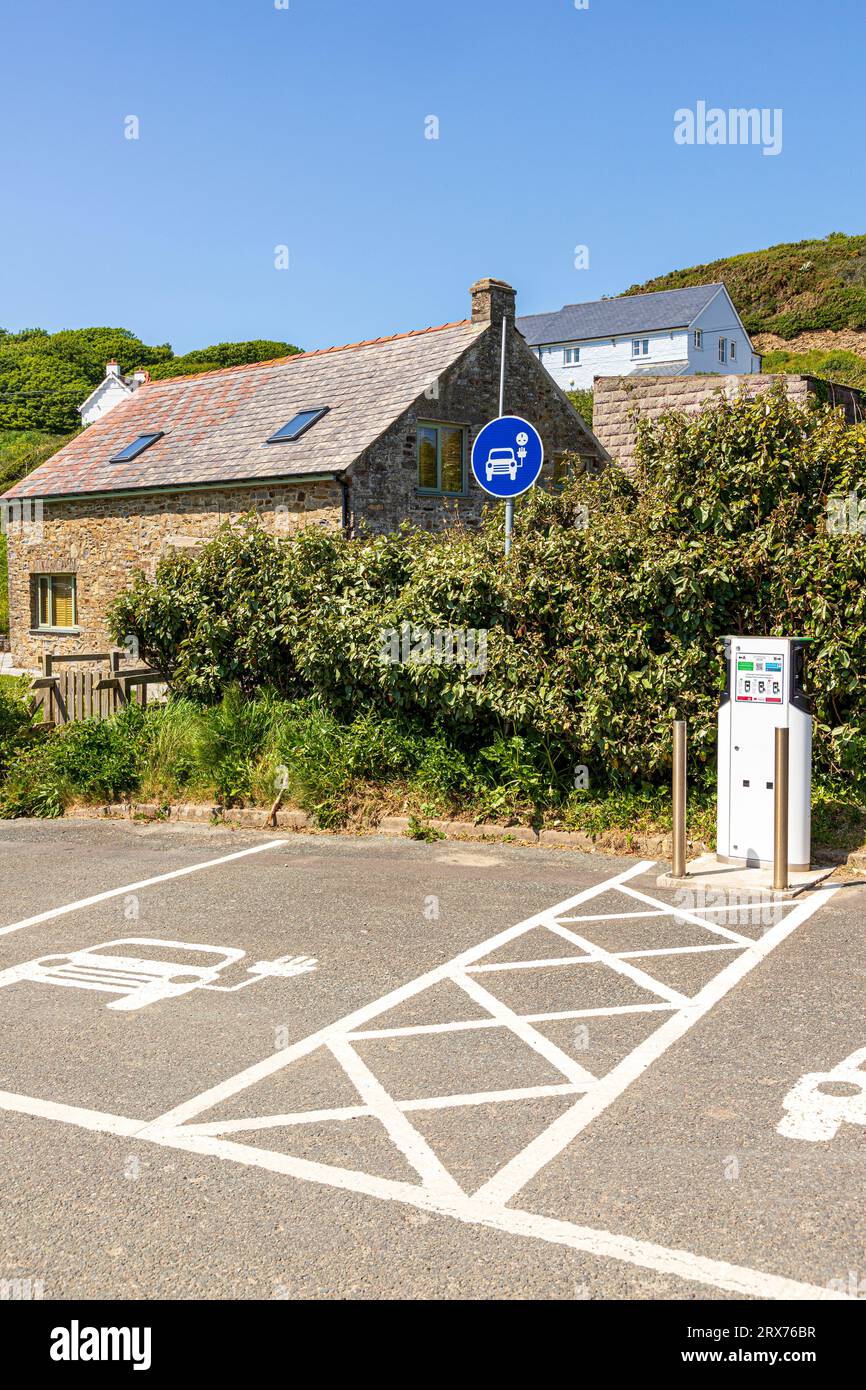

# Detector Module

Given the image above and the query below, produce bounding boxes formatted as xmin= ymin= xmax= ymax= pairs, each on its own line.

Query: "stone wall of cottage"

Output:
xmin=347 ymin=324 xmax=607 ymax=534
xmin=5 ymin=481 xmax=341 ymax=670
xmin=593 ymin=373 xmax=866 ymax=471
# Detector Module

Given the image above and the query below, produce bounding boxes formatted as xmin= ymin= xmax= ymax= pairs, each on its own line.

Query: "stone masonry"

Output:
xmin=593 ymin=372 xmax=866 ymax=471
xmin=6 ymin=481 xmax=341 ymax=670
xmin=348 ymin=280 xmax=606 ymax=533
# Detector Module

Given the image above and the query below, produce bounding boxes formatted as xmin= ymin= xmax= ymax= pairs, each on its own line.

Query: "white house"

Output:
xmin=517 ymin=283 xmax=761 ymax=393
xmin=78 ymin=360 xmax=151 ymax=426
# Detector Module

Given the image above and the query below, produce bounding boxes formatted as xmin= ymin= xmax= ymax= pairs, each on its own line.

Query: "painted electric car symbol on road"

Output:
xmin=777 ymin=1045 xmax=866 ymax=1141
xmin=0 ymin=938 xmax=318 ymax=1012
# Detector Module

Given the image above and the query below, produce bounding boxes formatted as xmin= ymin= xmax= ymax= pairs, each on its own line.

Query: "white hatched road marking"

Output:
xmin=0 ymin=856 xmax=849 ymax=1300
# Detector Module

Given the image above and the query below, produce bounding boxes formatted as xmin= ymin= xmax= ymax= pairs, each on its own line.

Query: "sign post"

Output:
xmin=470 ymin=415 xmax=544 ymax=558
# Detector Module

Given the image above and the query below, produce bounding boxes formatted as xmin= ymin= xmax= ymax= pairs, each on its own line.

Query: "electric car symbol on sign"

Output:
xmin=485 ymin=447 xmax=519 ymax=482
xmin=777 ymin=1044 xmax=866 ymax=1141
xmin=0 ymin=938 xmax=318 ymax=1012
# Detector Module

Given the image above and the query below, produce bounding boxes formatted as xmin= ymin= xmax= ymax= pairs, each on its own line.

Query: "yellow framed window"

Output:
xmin=34 ymin=574 xmax=77 ymax=630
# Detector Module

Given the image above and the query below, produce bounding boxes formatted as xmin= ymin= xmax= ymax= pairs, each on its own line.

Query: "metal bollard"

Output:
xmin=672 ymin=720 xmax=687 ymax=879
xmin=773 ymin=727 xmax=789 ymax=891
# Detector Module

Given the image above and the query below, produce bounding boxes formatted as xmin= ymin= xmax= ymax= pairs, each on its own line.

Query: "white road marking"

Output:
xmin=0 ymin=858 xmax=847 ymax=1301
xmin=466 ymin=956 xmax=593 ymax=973
xmin=144 ymin=861 xmax=654 ymax=1131
xmin=544 ymin=919 xmax=690 ymax=1006
xmin=616 ymin=883 xmax=753 ymax=945
xmin=474 ymin=886 xmax=834 ymax=1206
xmin=0 ymin=839 xmax=283 ymax=938
xmin=0 ymin=1089 xmax=145 ymax=1137
xmin=328 ymin=1038 xmax=465 ymax=1199
xmin=0 ymin=1087 xmax=847 ymax=1300
xmin=182 ymin=1083 xmax=584 ymax=1135
xmin=0 ymin=934 xmax=316 ymax=1011
xmin=777 ymin=1045 xmax=866 ymax=1142
xmin=348 ymin=1001 xmax=677 ymax=1039
xmin=452 ymin=969 xmax=598 ymax=1087
xmin=617 ymin=943 xmax=742 ymax=959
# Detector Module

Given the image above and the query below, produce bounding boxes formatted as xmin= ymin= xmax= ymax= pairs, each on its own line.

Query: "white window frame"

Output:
xmin=729 ymin=339 xmax=737 ymax=361
xmin=564 ymin=347 xmax=581 ymax=365
xmin=718 ymin=338 xmax=728 ymax=364
xmin=693 ymin=329 xmax=703 ymax=350
xmin=631 ymin=338 xmax=650 ymax=359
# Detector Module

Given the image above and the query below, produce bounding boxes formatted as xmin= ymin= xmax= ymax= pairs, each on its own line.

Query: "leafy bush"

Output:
xmin=0 ymin=703 xmax=148 ymax=817
xmin=107 ymin=388 xmax=866 ymax=816
xmin=0 ymin=676 xmax=39 ymax=780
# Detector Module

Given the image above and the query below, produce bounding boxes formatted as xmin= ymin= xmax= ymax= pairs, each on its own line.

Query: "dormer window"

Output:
xmin=266 ymin=408 xmax=329 ymax=443
xmin=109 ymin=432 xmax=164 ymax=463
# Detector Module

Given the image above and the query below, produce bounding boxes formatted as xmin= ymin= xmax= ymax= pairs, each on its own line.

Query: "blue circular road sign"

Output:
xmin=470 ymin=416 xmax=544 ymax=499
xmin=469 ymin=414 xmax=544 ymax=497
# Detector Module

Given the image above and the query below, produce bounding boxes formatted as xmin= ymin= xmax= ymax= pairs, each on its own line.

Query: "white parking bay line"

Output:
xmin=0 ymin=1086 xmax=852 ymax=1300
xmin=0 ymin=838 xmax=283 ymax=938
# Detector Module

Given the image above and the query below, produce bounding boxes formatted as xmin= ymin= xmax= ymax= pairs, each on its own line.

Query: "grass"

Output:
xmin=761 ymin=348 xmax=866 ymax=394
xmin=0 ymin=687 xmax=862 ymax=855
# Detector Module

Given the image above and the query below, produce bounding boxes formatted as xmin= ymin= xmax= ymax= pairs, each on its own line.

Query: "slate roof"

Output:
xmin=517 ymin=284 xmax=727 ymax=346
xmin=3 ymin=320 xmax=483 ymax=500
xmin=626 ymin=361 xmax=692 ymax=377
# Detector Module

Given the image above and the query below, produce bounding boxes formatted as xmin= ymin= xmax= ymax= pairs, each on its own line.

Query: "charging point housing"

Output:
xmin=716 ymin=636 xmax=812 ymax=871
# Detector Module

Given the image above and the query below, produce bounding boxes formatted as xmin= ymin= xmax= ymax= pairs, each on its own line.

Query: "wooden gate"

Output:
xmin=30 ymin=650 xmax=166 ymax=727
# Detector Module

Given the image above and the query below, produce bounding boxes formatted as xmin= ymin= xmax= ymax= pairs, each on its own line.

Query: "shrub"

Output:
xmin=95 ymin=387 xmax=866 ymax=812
xmin=0 ymin=703 xmax=148 ymax=817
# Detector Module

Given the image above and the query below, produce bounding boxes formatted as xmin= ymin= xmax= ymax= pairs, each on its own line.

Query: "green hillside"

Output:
xmin=0 ymin=328 xmax=301 ymax=634
xmin=0 ymin=327 xmax=302 ymax=435
xmin=622 ymin=232 xmax=866 ymax=339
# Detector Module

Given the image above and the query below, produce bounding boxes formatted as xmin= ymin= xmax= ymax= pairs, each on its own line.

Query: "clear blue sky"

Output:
xmin=0 ymin=0 xmax=862 ymax=354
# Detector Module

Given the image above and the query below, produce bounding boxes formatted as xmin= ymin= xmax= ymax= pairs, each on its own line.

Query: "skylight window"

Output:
xmin=109 ymin=432 xmax=164 ymax=463
xmin=266 ymin=407 xmax=329 ymax=443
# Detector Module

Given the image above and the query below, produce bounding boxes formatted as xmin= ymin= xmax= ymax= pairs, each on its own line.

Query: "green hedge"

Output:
xmin=106 ymin=388 xmax=866 ymax=801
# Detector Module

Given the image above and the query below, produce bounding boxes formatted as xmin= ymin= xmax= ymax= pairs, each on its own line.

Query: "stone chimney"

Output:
xmin=105 ymin=359 xmax=121 ymax=378
xmin=470 ymin=277 xmax=516 ymax=327
xmin=131 ymin=368 xmax=150 ymax=387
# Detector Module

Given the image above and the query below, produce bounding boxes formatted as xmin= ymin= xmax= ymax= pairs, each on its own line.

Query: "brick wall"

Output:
xmin=593 ymin=373 xmax=866 ymax=471
xmin=5 ymin=481 xmax=341 ymax=669
xmin=348 ymin=322 xmax=606 ymax=533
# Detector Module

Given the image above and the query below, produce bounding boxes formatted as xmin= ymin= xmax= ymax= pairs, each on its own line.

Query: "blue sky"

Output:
xmin=0 ymin=0 xmax=863 ymax=354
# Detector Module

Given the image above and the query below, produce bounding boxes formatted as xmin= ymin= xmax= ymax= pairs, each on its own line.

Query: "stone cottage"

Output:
xmin=1 ymin=278 xmax=607 ymax=669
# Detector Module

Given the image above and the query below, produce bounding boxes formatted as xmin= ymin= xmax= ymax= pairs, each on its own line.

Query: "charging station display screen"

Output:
xmin=735 ymin=651 xmax=784 ymax=704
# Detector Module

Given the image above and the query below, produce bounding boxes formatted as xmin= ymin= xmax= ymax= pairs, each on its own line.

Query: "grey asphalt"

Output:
xmin=0 ymin=818 xmax=864 ymax=1301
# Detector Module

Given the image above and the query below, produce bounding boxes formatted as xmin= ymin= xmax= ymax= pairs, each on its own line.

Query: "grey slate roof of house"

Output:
xmin=3 ymin=320 xmax=483 ymax=500
xmin=627 ymin=361 xmax=692 ymax=377
xmin=517 ymin=284 xmax=727 ymax=346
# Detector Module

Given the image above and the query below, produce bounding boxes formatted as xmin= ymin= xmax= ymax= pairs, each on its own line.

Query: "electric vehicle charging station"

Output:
xmin=717 ymin=636 xmax=813 ymax=871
